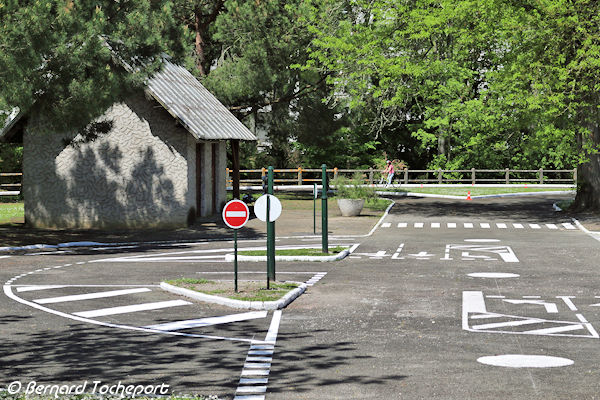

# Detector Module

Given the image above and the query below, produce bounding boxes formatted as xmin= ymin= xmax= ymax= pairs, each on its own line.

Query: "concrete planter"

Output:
xmin=337 ymin=198 xmax=365 ymax=217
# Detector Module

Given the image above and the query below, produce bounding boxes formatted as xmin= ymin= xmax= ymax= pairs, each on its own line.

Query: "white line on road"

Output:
xmin=546 ymin=224 xmax=558 ymax=230
xmin=398 ymin=222 xmax=407 ymax=228
xmin=556 ymin=296 xmax=578 ymax=311
xmin=431 ymin=222 xmax=440 ymax=228
xmin=143 ymin=311 xmax=268 ymax=331
xmin=16 ymin=285 xmax=68 ymax=292
xmin=73 ymin=300 xmax=191 ymax=318
xmin=480 ymin=223 xmax=491 ymax=229
xmin=414 ymin=222 xmax=424 ymax=228
xmin=513 ymin=223 xmax=524 ymax=229
xmin=381 ymin=222 xmax=391 ymax=228
xmin=447 ymin=222 xmax=457 ymax=228
xmin=529 ymin=224 xmax=541 ymax=229
xmin=464 ymin=223 xmax=474 ymax=228
xmin=34 ymin=288 xmax=152 ymax=304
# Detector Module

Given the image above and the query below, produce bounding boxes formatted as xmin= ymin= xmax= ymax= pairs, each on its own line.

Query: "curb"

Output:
xmin=225 ymin=248 xmax=350 ymax=263
xmin=572 ymin=218 xmax=600 ymax=243
xmin=160 ymin=281 xmax=307 ymax=310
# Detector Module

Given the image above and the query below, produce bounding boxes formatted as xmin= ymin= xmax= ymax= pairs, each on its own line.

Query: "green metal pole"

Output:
xmin=267 ymin=166 xmax=275 ymax=285
xmin=313 ymin=183 xmax=317 ymax=235
xmin=234 ymin=229 xmax=238 ymax=293
xmin=321 ymin=164 xmax=328 ymax=253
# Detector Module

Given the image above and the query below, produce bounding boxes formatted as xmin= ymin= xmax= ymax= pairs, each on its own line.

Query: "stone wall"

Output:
xmin=23 ymin=93 xmax=197 ymax=229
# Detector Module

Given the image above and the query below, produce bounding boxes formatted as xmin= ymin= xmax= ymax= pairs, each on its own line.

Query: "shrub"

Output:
xmin=332 ymin=173 xmax=376 ymax=199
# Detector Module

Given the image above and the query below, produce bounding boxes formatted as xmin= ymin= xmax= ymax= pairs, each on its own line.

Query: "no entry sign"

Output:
xmin=222 ymin=200 xmax=250 ymax=229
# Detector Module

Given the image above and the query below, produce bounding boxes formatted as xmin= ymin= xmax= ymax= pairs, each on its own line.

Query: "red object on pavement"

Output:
xmin=222 ymin=200 xmax=250 ymax=229
xmin=466 ymin=191 xmax=472 ymax=201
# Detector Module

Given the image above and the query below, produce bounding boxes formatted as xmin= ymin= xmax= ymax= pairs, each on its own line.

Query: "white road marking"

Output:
xmin=239 ymin=378 xmax=268 ymax=385
xmin=468 ymin=273 xmax=520 ymax=278
xmin=34 ymin=288 xmax=151 ymax=304
xmin=241 ymin=370 xmax=270 ymax=376
xmin=463 ymin=291 xmax=599 ymax=338
xmin=529 ymin=224 xmax=541 ymax=229
xmin=513 ymin=223 xmax=524 ymax=229
xmin=480 ymin=223 xmax=491 ymax=229
xmin=546 ymin=224 xmax=558 ymax=230
xmin=234 ymin=395 xmax=265 ymax=400
xmin=73 ymin=300 xmax=191 ymax=318
xmin=431 ymin=222 xmax=440 ymax=228
xmin=503 ymin=299 xmax=558 ymax=313
xmin=398 ymin=222 xmax=407 ymax=228
xmin=244 ymin=363 xmax=271 ymax=369
xmin=143 ymin=311 xmax=268 ymax=331
xmin=16 ymin=285 xmax=67 ymax=292
xmin=562 ymin=222 xmax=576 ymax=230
xmin=464 ymin=223 xmax=474 ymax=228
xmin=557 ymin=296 xmax=578 ymax=311
xmin=264 ymin=310 xmax=282 ymax=344
xmin=381 ymin=222 xmax=391 ymax=228
xmin=0 ymin=256 xmax=11 ymax=259
xmin=464 ymin=239 xmax=501 ymax=242
xmin=496 ymin=223 xmax=507 ymax=229
xmin=447 ymin=222 xmax=457 ymax=228
xmin=414 ymin=222 xmax=424 ymax=228
xmin=576 ymin=314 xmax=588 ymax=323
xmin=477 ymin=355 xmax=574 ymax=368
xmin=237 ymin=386 xmax=267 ymax=393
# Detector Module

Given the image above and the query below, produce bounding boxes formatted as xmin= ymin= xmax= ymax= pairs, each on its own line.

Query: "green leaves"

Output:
xmin=0 ymin=0 xmax=185 ymax=133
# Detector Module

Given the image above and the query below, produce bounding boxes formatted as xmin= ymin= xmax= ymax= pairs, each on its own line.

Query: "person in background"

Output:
xmin=384 ymin=160 xmax=394 ymax=187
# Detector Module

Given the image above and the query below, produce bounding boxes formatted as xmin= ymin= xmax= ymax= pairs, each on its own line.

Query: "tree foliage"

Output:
xmin=303 ymin=0 xmax=599 ymax=172
xmin=0 ymin=0 xmax=185 ymax=133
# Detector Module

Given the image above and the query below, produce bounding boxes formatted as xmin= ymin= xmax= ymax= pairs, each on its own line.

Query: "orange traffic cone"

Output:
xmin=466 ymin=191 xmax=472 ymax=201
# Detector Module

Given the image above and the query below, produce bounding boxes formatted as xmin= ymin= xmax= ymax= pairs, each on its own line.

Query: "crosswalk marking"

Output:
xmin=381 ymin=220 xmax=579 ymax=231
xmin=34 ymin=288 xmax=151 ymax=304
xmin=73 ymin=300 xmax=191 ymax=318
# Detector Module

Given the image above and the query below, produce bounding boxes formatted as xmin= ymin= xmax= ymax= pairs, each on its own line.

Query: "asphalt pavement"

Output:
xmin=1 ymin=194 xmax=600 ymax=399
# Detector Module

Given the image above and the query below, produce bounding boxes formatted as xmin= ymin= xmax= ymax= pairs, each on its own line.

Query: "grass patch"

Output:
xmin=166 ymin=279 xmax=299 ymax=302
xmin=381 ymin=186 xmax=574 ymax=196
xmin=238 ymin=245 xmax=347 ymax=257
xmin=0 ymin=202 xmax=24 ymax=224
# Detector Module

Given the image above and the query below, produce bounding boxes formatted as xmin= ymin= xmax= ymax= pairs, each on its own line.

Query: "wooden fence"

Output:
xmin=226 ymin=167 xmax=577 ymax=186
xmin=0 ymin=172 xmax=22 ymax=195
xmin=0 ymin=168 xmax=577 ymax=197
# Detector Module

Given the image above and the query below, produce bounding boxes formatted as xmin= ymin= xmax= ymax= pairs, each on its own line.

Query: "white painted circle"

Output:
xmin=468 ymin=272 xmax=520 ymax=278
xmin=254 ymin=194 xmax=282 ymax=222
xmin=477 ymin=355 xmax=573 ymax=368
xmin=464 ymin=239 xmax=501 ymax=242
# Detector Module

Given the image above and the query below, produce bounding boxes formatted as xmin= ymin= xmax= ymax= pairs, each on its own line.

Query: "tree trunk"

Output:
xmin=573 ymin=123 xmax=600 ymax=211
xmin=194 ymin=11 xmax=206 ymax=76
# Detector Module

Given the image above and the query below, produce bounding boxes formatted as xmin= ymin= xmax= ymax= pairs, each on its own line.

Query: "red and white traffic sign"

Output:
xmin=222 ymin=200 xmax=250 ymax=229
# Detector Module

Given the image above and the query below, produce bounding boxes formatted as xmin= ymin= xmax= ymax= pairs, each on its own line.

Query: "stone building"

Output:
xmin=0 ymin=60 xmax=256 ymax=229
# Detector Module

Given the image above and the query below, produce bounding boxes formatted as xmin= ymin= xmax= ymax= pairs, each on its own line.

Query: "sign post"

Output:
xmin=254 ymin=192 xmax=282 ymax=290
xmin=313 ymin=183 xmax=317 ymax=235
xmin=222 ymin=199 xmax=250 ymax=292
xmin=321 ymin=164 xmax=328 ymax=253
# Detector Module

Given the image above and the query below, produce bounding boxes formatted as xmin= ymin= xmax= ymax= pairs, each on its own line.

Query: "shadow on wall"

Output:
xmin=25 ymin=94 xmax=193 ymax=229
